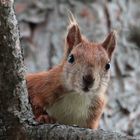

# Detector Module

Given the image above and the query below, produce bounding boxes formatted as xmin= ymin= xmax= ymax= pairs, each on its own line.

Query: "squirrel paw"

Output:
xmin=35 ymin=114 xmax=56 ymax=124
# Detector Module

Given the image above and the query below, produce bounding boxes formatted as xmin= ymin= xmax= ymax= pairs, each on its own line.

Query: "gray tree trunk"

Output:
xmin=0 ymin=0 xmax=138 ymax=140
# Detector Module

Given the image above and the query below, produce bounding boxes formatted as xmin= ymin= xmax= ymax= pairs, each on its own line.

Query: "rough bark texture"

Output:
xmin=0 ymin=0 xmax=139 ymax=140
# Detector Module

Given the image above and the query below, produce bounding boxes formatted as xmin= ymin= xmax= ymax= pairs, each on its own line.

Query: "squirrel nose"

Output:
xmin=82 ymin=75 xmax=94 ymax=89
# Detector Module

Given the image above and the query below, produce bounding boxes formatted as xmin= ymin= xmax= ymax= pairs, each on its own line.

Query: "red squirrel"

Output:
xmin=26 ymin=12 xmax=117 ymax=129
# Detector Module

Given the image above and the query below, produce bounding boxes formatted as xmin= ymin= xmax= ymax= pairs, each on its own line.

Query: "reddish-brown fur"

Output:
xmin=26 ymin=13 xmax=116 ymax=129
xmin=27 ymin=65 xmax=65 ymax=118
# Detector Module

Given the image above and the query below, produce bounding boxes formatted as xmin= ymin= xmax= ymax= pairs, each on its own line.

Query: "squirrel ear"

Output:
xmin=66 ymin=12 xmax=82 ymax=56
xmin=102 ymin=31 xmax=117 ymax=59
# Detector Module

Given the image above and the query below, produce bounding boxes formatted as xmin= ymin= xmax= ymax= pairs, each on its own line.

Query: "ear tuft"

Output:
xmin=67 ymin=9 xmax=77 ymax=25
xmin=102 ymin=30 xmax=117 ymax=59
xmin=66 ymin=11 xmax=82 ymax=56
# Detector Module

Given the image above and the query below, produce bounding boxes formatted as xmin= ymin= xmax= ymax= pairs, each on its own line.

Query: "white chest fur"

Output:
xmin=47 ymin=92 xmax=92 ymax=127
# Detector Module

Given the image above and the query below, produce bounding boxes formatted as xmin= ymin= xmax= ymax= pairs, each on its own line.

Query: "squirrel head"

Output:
xmin=62 ymin=12 xmax=117 ymax=94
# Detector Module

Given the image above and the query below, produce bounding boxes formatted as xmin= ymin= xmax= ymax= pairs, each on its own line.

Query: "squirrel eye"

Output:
xmin=105 ymin=63 xmax=110 ymax=70
xmin=68 ymin=54 xmax=75 ymax=63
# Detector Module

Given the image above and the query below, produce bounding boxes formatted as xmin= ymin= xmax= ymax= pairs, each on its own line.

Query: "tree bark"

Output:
xmin=0 ymin=0 xmax=138 ymax=140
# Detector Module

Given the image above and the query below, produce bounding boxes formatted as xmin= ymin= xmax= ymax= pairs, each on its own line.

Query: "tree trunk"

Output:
xmin=0 ymin=0 xmax=138 ymax=140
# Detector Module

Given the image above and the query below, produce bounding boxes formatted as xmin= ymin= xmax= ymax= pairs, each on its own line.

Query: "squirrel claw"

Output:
xmin=35 ymin=115 xmax=56 ymax=124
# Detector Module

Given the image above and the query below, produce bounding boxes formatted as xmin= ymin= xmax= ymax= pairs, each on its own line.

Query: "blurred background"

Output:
xmin=15 ymin=0 xmax=140 ymax=137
